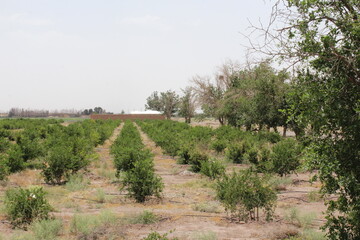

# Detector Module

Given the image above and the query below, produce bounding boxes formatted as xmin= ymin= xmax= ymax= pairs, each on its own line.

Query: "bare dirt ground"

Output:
xmin=0 ymin=122 xmax=326 ymax=240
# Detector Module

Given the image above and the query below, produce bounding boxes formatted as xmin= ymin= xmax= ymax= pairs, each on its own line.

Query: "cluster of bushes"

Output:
xmin=138 ymin=120 xmax=301 ymax=179
xmin=42 ymin=119 xmax=120 ymax=184
xmin=137 ymin=120 xmax=218 ymax=175
xmin=0 ymin=119 xmax=120 ymax=182
xmin=111 ymin=121 xmax=163 ymax=202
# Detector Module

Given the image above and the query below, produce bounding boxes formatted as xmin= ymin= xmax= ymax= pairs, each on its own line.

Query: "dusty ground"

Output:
xmin=0 ymin=122 xmax=326 ymax=240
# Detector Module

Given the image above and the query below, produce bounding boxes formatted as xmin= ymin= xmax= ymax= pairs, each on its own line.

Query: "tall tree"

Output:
xmin=178 ymin=87 xmax=196 ymax=123
xmin=255 ymin=1 xmax=360 ymax=238
xmin=145 ymin=91 xmax=163 ymax=112
xmin=145 ymin=90 xmax=180 ymax=119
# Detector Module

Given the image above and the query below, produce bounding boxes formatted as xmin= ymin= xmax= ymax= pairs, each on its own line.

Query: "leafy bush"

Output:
xmin=0 ymin=137 xmax=10 ymax=152
xmin=200 ymin=159 xmax=225 ymax=180
xmin=7 ymin=144 xmax=25 ymax=173
xmin=211 ymin=139 xmax=227 ymax=153
xmin=216 ymin=170 xmax=277 ymax=222
xmin=4 ymin=187 xmax=53 ymax=228
xmin=188 ymin=149 xmax=209 ymax=172
xmin=270 ymin=138 xmax=301 ymax=176
xmin=122 ymin=158 xmax=164 ymax=202
xmin=256 ymin=131 xmax=281 ymax=143
xmin=0 ymin=154 xmax=9 ymax=180
xmin=42 ymin=138 xmax=90 ymax=184
xmin=225 ymin=142 xmax=247 ymax=164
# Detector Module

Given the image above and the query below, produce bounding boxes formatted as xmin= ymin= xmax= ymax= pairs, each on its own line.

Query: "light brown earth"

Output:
xmin=0 ymin=121 xmax=326 ymax=240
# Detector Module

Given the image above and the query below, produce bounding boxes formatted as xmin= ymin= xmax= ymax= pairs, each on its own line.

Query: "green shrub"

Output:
xmin=189 ymin=149 xmax=209 ymax=172
xmin=270 ymin=138 xmax=301 ymax=176
xmin=4 ymin=187 xmax=53 ymax=228
xmin=200 ymin=159 xmax=225 ymax=180
xmin=122 ymin=158 xmax=164 ymax=202
xmin=31 ymin=218 xmax=62 ymax=240
xmin=257 ymin=131 xmax=281 ymax=143
xmin=42 ymin=139 xmax=90 ymax=184
xmin=225 ymin=142 xmax=247 ymax=164
xmin=216 ymin=170 xmax=277 ymax=222
xmin=7 ymin=144 xmax=25 ymax=173
xmin=0 ymin=137 xmax=10 ymax=152
xmin=0 ymin=155 xmax=9 ymax=180
xmin=246 ymin=148 xmax=259 ymax=165
xmin=211 ymin=139 xmax=227 ymax=153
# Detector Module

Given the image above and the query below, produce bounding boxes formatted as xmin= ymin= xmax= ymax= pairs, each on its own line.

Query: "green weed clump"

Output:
xmin=65 ymin=173 xmax=89 ymax=191
xmin=70 ymin=210 xmax=117 ymax=236
xmin=31 ymin=218 xmax=62 ymax=240
xmin=125 ymin=210 xmax=159 ymax=225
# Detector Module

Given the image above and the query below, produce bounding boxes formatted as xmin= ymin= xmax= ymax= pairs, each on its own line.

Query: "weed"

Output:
xmin=70 ymin=210 xmax=117 ymax=236
xmin=285 ymin=208 xmax=316 ymax=229
xmin=65 ymin=173 xmax=89 ymax=192
xmin=94 ymin=188 xmax=106 ymax=203
xmin=126 ymin=210 xmax=159 ymax=224
xmin=307 ymin=191 xmax=322 ymax=202
xmin=143 ymin=230 xmax=178 ymax=240
xmin=268 ymin=176 xmax=292 ymax=191
xmin=192 ymin=201 xmax=222 ymax=213
xmin=31 ymin=218 xmax=62 ymax=240
xmin=191 ymin=231 xmax=217 ymax=240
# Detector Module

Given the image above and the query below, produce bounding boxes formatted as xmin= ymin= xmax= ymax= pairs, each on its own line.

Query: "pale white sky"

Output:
xmin=0 ymin=0 xmax=274 ymax=113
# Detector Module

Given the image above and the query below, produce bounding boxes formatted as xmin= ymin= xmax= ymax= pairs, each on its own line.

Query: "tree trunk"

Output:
xmin=282 ymin=125 xmax=287 ymax=137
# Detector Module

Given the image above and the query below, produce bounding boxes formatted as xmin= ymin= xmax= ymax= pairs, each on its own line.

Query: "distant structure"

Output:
xmin=90 ymin=110 xmax=165 ymax=120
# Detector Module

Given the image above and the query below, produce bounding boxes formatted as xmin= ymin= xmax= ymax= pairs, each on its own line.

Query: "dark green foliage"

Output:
xmin=256 ymin=131 xmax=281 ymax=144
xmin=0 ymin=137 xmax=10 ymax=152
xmin=188 ymin=149 xmax=209 ymax=173
xmin=265 ymin=0 xmax=360 ymax=237
xmin=200 ymin=159 xmax=226 ymax=180
xmin=111 ymin=121 xmax=163 ymax=202
xmin=122 ymin=158 xmax=163 ymax=203
xmin=216 ymin=170 xmax=277 ymax=222
xmin=7 ymin=144 xmax=25 ymax=173
xmin=42 ymin=138 xmax=90 ymax=184
xmin=270 ymin=138 xmax=301 ymax=176
xmin=246 ymin=148 xmax=259 ymax=165
xmin=4 ymin=187 xmax=53 ymax=228
xmin=226 ymin=142 xmax=248 ymax=164
xmin=211 ymin=139 xmax=227 ymax=153
xmin=0 ymin=154 xmax=9 ymax=180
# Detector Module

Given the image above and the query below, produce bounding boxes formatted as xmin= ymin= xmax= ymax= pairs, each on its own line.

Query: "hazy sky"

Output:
xmin=0 ymin=0 xmax=274 ymax=113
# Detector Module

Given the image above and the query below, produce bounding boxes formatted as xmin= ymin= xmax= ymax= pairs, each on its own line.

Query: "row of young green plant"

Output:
xmin=137 ymin=120 xmax=303 ymax=177
xmin=136 ymin=120 xmax=305 ymax=222
xmin=0 ymin=119 xmax=120 ymax=182
xmin=110 ymin=120 xmax=163 ymax=202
